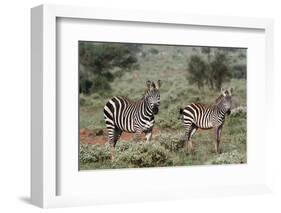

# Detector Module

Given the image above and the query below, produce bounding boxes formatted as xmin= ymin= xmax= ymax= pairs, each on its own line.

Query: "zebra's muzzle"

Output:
xmin=152 ymin=107 xmax=159 ymax=115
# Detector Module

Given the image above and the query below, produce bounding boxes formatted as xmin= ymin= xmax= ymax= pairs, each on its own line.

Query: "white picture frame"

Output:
xmin=31 ymin=4 xmax=274 ymax=208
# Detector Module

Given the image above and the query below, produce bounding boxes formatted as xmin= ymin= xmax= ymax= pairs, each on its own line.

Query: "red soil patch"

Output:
xmin=80 ymin=128 xmax=160 ymax=145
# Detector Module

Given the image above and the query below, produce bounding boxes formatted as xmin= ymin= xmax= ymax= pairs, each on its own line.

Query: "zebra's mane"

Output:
xmin=215 ymin=94 xmax=224 ymax=104
xmin=141 ymin=88 xmax=151 ymax=100
xmin=139 ymin=89 xmax=147 ymax=100
xmin=192 ymin=94 xmax=225 ymax=108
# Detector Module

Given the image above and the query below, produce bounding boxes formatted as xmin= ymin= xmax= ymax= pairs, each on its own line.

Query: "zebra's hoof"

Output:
xmin=109 ymin=153 xmax=114 ymax=161
xmin=215 ymin=149 xmax=222 ymax=154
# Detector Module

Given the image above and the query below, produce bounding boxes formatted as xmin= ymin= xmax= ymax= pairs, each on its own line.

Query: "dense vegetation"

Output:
xmin=79 ymin=42 xmax=140 ymax=94
xmin=79 ymin=43 xmax=247 ymax=170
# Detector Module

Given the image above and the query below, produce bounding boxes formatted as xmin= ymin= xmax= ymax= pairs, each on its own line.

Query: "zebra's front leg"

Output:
xmin=144 ymin=128 xmax=153 ymax=143
xmin=133 ymin=130 xmax=142 ymax=143
xmin=214 ymin=125 xmax=223 ymax=154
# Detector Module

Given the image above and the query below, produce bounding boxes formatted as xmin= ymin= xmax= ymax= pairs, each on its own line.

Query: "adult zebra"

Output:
xmin=104 ymin=80 xmax=161 ymax=150
xmin=179 ymin=88 xmax=233 ymax=154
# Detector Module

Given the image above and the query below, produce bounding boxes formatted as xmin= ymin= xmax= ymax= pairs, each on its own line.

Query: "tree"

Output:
xmin=79 ymin=42 xmax=139 ymax=94
xmin=79 ymin=77 xmax=92 ymax=94
xmin=232 ymin=64 xmax=246 ymax=79
xmin=188 ymin=48 xmax=232 ymax=91
xmin=209 ymin=51 xmax=232 ymax=90
xmin=187 ymin=55 xmax=207 ymax=89
xmin=201 ymin=47 xmax=213 ymax=89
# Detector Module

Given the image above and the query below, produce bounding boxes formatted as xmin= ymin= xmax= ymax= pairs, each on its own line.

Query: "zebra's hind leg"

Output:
xmin=189 ymin=126 xmax=198 ymax=153
xmin=184 ymin=130 xmax=192 ymax=153
xmin=107 ymin=127 xmax=122 ymax=160
xmin=184 ymin=125 xmax=197 ymax=154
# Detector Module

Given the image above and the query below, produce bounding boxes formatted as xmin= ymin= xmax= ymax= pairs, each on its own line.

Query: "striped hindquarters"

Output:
xmin=181 ymin=103 xmax=214 ymax=129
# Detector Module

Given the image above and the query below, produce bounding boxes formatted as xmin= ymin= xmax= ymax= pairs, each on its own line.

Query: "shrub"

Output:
xmin=112 ymin=142 xmax=173 ymax=168
xmin=80 ymin=96 xmax=86 ymax=106
xmin=115 ymin=141 xmax=132 ymax=152
xmin=209 ymin=150 xmax=246 ymax=164
xmin=149 ymin=48 xmax=159 ymax=54
xmin=157 ymin=109 xmax=182 ymax=129
xmin=79 ymin=78 xmax=93 ymax=94
xmin=80 ymin=144 xmax=111 ymax=163
xmin=157 ymin=133 xmax=185 ymax=152
xmin=230 ymin=106 xmax=247 ymax=117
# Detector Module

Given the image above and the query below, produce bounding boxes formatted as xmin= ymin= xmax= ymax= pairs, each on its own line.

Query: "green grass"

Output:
xmin=79 ymin=44 xmax=247 ymax=170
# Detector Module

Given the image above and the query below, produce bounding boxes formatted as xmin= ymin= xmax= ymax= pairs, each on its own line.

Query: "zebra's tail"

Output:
xmin=178 ymin=108 xmax=184 ymax=120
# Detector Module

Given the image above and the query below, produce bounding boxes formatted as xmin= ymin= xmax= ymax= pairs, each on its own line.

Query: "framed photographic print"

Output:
xmin=78 ymin=41 xmax=247 ymax=170
xmin=31 ymin=4 xmax=274 ymax=208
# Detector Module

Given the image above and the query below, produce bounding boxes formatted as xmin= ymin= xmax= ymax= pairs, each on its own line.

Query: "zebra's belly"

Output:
xmin=114 ymin=120 xmax=154 ymax=133
xmin=195 ymin=121 xmax=213 ymax=129
xmin=116 ymin=122 xmax=136 ymax=133
xmin=134 ymin=120 xmax=155 ymax=133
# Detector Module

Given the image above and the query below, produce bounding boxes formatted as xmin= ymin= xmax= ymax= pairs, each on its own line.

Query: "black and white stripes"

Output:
xmin=104 ymin=80 xmax=161 ymax=148
xmin=179 ymin=88 xmax=233 ymax=153
xmin=104 ymin=82 xmax=232 ymax=155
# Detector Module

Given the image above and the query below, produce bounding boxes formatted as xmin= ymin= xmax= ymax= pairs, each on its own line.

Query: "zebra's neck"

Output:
xmin=141 ymin=98 xmax=154 ymax=120
xmin=214 ymin=101 xmax=228 ymax=118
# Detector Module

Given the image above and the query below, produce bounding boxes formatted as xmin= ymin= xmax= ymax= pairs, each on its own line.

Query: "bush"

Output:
xmin=157 ymin=107 xmax=182 ymax=129
xmin=115 ymin=141 xmax=132 ymax=152
xmin=112 ymin=142 xmax=173 ymax=168
xmin=80 ymin=144 xmax=111 ymax=163
xmin=80 ymin=78 xmax=93 ymax=94
xmin=157 ymin=133 xmax=185 ymax=152
xmin=80 ymin=96 xmax=87 ymax=106
xmin=209 ymin=150 xmax=246 ymax=164
xmin=149 ymin=48 xmax=159 ymax=54
xmin=230 ymin=106 xmax=247 ymax=117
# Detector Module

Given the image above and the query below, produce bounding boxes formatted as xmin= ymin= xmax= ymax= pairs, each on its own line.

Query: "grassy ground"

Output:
xmin=79 ymin=44 xmax=247 ymax=170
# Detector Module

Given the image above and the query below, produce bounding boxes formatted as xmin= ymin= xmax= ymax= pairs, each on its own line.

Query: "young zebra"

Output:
xmin=104 ymin=80 xmax=161 ymax=150
xmin=179 ymin=88 xmax=233 ymax=154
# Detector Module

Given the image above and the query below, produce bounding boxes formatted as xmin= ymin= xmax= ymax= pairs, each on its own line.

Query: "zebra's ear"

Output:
xmin=229 ymin=87 xmax=233 ymax=96
xmin=221 ymin=88 xmax=226 ymax=96
xmin=156 ymin=80 xmax=161 ymax=89
xmin=146 ymin=80 xmax=152 ymax=89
